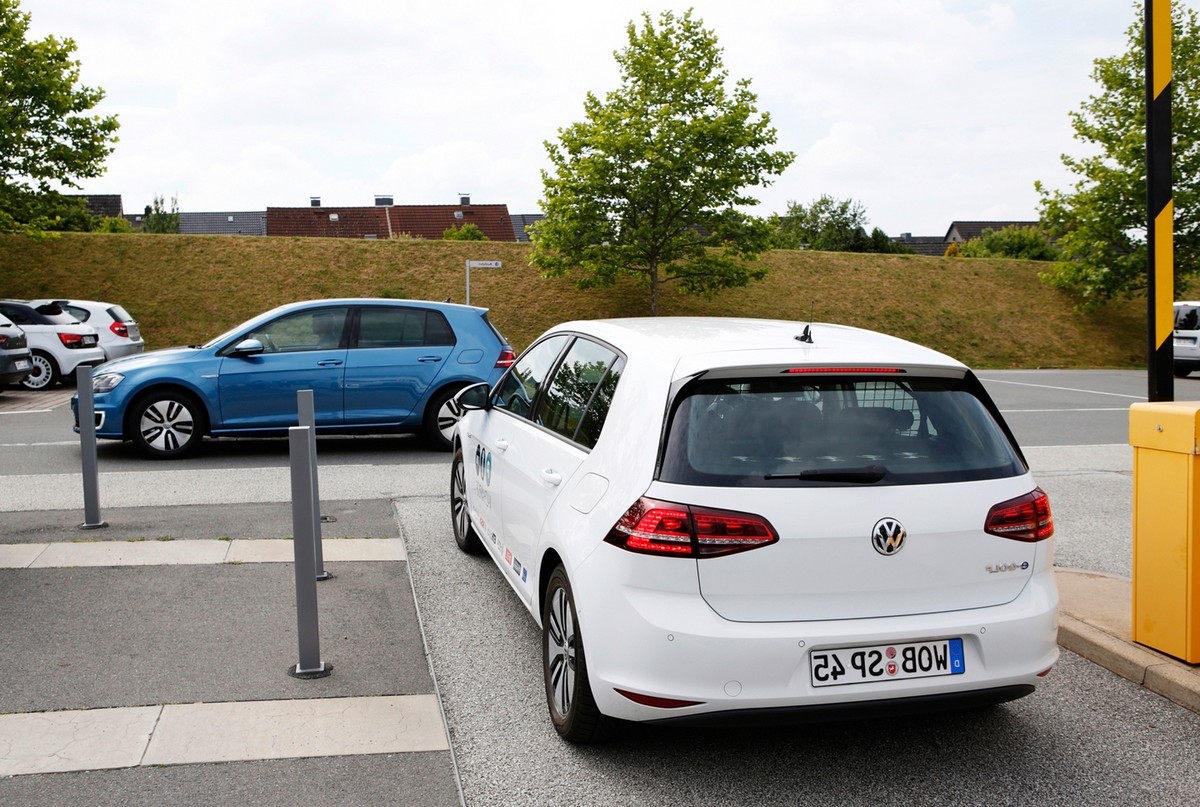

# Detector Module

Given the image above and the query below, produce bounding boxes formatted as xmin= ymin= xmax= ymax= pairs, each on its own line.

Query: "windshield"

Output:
xmin=659 ymin=374 xmax=1026 ymax=487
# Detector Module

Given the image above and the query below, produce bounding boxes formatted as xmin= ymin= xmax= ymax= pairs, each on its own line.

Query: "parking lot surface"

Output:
xmin=3 ymin=373 xmax=1200 ymax=805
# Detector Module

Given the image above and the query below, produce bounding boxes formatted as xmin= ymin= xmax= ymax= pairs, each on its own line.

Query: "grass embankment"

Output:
xmin=0 ymin=232 xmax=1145 ymax=367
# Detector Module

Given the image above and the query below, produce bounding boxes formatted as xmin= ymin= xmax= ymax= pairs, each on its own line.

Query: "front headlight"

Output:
xmin=93 ymin=372 xmax=124 ymax=393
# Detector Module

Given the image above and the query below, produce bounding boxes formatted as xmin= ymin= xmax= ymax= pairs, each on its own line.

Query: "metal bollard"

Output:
xmin=296 ymin=390 xmax=333 ymax=580
xmin=76 ymin=366 xmax=107 ymax=530
xmin=287 ymin=426 xmax=331 ymax=679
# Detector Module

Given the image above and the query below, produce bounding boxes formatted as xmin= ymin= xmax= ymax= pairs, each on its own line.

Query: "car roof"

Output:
xmin=546 ymin=317 xmax=966 ymax=376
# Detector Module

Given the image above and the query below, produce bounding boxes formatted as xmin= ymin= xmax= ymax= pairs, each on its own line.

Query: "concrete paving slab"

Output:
xmin=0 ymin=705 xmax=160 ymax=776
xmin=0 ymin=543 xmax=47 ymax=568
xmin=142 ymin=695 xmax=448 ymax=766
xmin=30 ymin=538 xmax=229 ymax=567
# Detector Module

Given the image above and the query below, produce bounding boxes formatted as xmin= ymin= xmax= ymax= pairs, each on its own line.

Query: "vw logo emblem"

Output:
xmin=872 ymin=518 xmax=906 ymax=555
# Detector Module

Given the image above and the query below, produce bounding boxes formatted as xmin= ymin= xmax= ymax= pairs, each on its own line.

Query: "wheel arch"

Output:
xmin=537 ymin=548 xmax=565 ymax=626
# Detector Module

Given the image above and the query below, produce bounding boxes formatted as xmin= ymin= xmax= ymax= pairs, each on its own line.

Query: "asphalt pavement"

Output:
xmin=1 ymin=376 xmax=1199 ymax=806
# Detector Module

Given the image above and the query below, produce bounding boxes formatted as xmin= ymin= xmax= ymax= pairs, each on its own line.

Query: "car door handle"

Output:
xmin=317 ymin=359 xmax=343 ymax=367
xmin=418 ymin=356 xmax=443 ymax=363
xmin=494 ymin=438 xmax=510 ymax=452
xmin=541 ymin=469 xmax=562 ymax=486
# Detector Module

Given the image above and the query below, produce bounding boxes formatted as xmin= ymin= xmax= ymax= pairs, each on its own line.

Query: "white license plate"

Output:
xmin=14 ymin=359 xmax=30 ymax=370
xmin=810 ymin=638 xmax=965 ymax=687
xmin=1175 ymin=337 xmax=1197 ymax=346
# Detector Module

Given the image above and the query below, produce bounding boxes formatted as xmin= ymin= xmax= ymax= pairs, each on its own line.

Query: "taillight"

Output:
xmin=495 ymin=348 xmax=516 ymax=369
xmin=110 ymin=321 xmax=129 ymax=338
xmin=604 ymin=497 xmax=778 ymax=558
xmin=58 ymin=332 xmax=84 ymax=348
xmin=985 ymin=488 xmax=1054 ymax=542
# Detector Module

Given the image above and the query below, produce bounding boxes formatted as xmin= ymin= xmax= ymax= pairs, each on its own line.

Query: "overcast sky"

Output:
xmin=21 ymin=0 xmax=1181 ymax=236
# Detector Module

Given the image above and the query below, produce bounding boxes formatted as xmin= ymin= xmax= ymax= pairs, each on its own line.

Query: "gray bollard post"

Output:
xmin=287 ymin=426 xmax=331 ymax=679
xmin=76 ymin=366 xmax=107 ymax=530
xmin=296 ymin=390 xmax=333 ymax=580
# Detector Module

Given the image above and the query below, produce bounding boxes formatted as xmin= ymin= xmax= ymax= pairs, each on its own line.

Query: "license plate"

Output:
xmin=83 ymin=335 xmax=97 ymax=346
xmin=14 ymin=359 xmax=30 ymax=370
xmin=810 ymin=638 xmax=965 ymax=687
xmin=1175 ymin=337 xmax=1197 ymax=346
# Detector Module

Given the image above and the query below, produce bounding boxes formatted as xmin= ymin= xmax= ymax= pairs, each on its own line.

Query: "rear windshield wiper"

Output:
xmin=764 ymin=465 xmax=888 ymax=483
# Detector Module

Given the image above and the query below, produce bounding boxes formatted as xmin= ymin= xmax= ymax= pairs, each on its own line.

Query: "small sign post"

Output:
xmin=465 ymin=260 xmax=502 ymax=305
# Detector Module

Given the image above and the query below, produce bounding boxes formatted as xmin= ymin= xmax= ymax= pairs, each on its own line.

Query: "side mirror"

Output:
xmin=229 ymin=338 xmax=265 ymax=357
xmin=454 ymin=381 xmax=490 ymax=412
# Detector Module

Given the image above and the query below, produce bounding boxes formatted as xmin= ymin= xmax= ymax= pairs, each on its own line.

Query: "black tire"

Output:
xmin=21 ymin=350 xmax=59 ymax=390
xmin=129 ymin=390 xmax=206 ymax=459
xmin=423 ymin=385 xmax=463 ymax=451
xmin=543 ymin=565 xmax=612 ymax=744
xmin=450 ymin=446 xmax=484 ymax=554
xmin=1175 ymin=365 xmax=1192 ymax=378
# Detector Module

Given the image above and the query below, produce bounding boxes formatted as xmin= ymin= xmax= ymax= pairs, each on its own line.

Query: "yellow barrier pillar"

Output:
xmin=1130 ymin=402 xmax=1200 ymax=663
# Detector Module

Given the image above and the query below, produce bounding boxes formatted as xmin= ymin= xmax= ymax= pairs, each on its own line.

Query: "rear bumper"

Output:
xmin=575 ymin=551 xmax=1059 ymax=724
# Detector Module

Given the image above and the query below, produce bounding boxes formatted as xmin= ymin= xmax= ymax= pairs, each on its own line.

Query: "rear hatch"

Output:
xmin=652 ymin=369 xmax=1045 ymax=622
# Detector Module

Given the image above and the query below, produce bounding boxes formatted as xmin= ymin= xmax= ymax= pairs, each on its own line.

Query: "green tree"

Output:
xmin=0 ymin=0 xmax=119 ymax=233
xmin=530 ymin=9 xmax=794 ymax=314
xmin=959 ymin=225 xmax=1060 ymax=260
xmin=443 ymin=222 xmax=488 ymax=241
xmin=143 ymin=193 xmax=179 ymax=234
xmin=771 ymin=195 xmax=911 ymax=254
xmin=1037 ymin=3 xmax=1200 ymax=306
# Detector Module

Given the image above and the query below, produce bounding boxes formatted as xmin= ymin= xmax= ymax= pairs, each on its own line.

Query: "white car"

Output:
xmin=1174 ymin=301 xmax=1200 ymax=377
xmin=0 ymin=300 xmax=106 ymax=390
xmin=31 ymin=299 xmax=144 ymax=361
xmin=450 ymin=318 xmax=1058 ymax=743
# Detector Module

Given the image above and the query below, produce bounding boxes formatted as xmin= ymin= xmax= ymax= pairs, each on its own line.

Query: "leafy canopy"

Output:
xmin=529 ymin=9 xmax=795 ymax=314
xmin=143 ymin=193 xmax=179 ymax=234
xmin=958 ymin=225 xmax=1060 ymax=261
xmin=0 ymin=0 xmax=119 ymax=233
xmin=443 ymin=222 xmax=488 ymax=241
xmin=1037 ymin=3 xmax=1200 ymax=306
xmin=771 ymin=195 xmax=912 ymax=254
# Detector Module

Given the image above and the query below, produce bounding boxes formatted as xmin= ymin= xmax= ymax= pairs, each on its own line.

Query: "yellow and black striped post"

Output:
xmin=1146 ymin=0 xmax=1174 ymax=401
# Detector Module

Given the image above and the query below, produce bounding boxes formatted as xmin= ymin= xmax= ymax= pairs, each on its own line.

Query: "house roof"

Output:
xmin=511 ymin=213 xmax=544 ymax=242
xmin=265 ymin=203 xmax=517 ymax=241
xmin=894 ymin=234 xmax=949 ymax=257
xmin=65 ymin=194 xmax=124 ymax=218
xmin=179 ymin=211 xmax=266 ymax=235
xmin=944 ymin=221 xmax=1039 ymax=242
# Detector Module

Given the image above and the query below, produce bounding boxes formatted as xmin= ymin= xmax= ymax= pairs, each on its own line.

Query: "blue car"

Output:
xmin=73 ymin=298 xmax=514 ymax=458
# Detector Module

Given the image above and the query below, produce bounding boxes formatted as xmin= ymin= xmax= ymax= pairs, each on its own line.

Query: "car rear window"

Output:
xmin=659 ymin=374 xmax=1025 ymax=487
xmin=1176 ymin=306 xmax=1200 ymax=331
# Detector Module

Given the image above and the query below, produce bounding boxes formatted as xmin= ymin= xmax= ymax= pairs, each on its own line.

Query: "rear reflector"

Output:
xmin=614 ymin=688 xmax=703 ymax=709
xmin=984 ymin=487 xmax=1054 ymax=542
xmin=495 ymin=348 xmax=516 ymax=369
xmin=605 ymin=497 xmax=778 ymax=558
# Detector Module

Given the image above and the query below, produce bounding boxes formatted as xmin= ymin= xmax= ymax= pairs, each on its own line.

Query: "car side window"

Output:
xmin=492 ymin=335 xmax=570 ymax=419
xmin=357 ymin=307 xmax=456 ymax=348
xmin=247 ymin=307 xmax=349 ymax=353
xmin=539 ymin=339 xmax=622 ymax=447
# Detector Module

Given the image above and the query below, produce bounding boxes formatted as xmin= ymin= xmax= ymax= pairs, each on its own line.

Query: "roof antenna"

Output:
xmin=797 ymin=303 xmax=814 ymax=344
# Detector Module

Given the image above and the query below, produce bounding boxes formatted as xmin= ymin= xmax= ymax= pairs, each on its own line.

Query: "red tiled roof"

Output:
xmin=266 ymin=204 xmax=516 ymax=241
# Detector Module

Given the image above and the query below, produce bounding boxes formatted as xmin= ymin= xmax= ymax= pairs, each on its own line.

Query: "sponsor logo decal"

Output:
xmin=474 ymin=444 xmax=492 ymax=487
